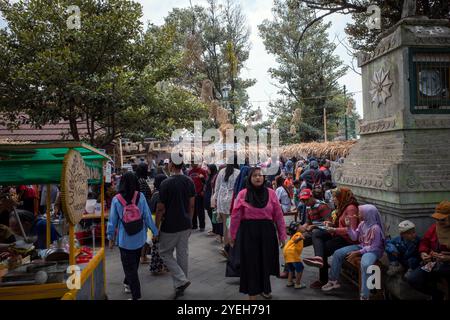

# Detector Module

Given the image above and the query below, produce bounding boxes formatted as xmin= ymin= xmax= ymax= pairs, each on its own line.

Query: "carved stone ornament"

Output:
xmin=370 ymin=68 xmax=394 ymax=107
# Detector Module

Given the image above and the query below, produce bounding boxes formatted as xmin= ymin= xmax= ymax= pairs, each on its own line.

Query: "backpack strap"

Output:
xmin=132 ymin=191 xmax=139 ymax=205
xmin=116 ymin=194 xmax=127 ymax=207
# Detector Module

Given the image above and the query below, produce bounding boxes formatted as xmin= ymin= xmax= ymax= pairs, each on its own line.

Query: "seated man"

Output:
xmin=9 ymin=210 xmax=60 ymax=249
xmin=298 ymin=189 xmax=332 ymax=247
xmin=385 ymin=220 xmax=421 ymax=278
xmin=406 ymin=201 xmax=450 ymax=300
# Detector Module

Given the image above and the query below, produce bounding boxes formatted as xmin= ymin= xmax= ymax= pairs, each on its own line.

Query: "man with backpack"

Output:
xmin=107 ymin=172 xmax=159 ymax=300
xmin=300 ymin=160 xmax=325 ymax=195
xmin=155 ymin=158 xmax=196 ymax=299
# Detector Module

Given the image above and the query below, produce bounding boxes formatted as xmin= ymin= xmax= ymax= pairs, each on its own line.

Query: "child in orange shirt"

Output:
xmin=283 ymin=222 xmax=306 ymax=289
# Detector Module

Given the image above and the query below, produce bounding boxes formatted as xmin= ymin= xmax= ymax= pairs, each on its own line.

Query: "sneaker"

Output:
xmin=309 ymin=280 xmax=326 ymax=289
xmin=261 ymin=292 xmax=272 ymax=299
xmin=174 ymin=281 xmax=191 ymax=300
xmin=295 ymin=283 xmax=306 ymax=289
xmin=321 ymin=280 xmax=341 ymax=292
xmin=124 ymin=284 xmax=131 ymax=294
xmin=360 ymin=295 xmax=369 ymax=300
xmin=219 ymin=248 xmax=228 ymax=259
xmin=286 ymin=281 xmax=294 ymax=287
xmin=303 ymin=257 xmax=324 ymax=268
xmin=176 ymin=281 xmax=191 ymax=293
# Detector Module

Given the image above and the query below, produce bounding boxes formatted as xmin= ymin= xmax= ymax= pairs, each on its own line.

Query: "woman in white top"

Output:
xmin=212 ymin=162 xmax=240 ymax=247
xmin=275 ymin=176 xmax=292 ymax=214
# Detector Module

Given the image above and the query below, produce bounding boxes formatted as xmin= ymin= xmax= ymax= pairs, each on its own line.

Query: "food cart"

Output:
xmin=0 ymin=142 xmax=111 ymax=300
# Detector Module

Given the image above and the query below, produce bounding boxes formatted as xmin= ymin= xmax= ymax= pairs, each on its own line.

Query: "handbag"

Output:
xmin=212 ymin=208 xmax=222 ymax=224
xmin=225 ymin=228 xmax=241 ymax=277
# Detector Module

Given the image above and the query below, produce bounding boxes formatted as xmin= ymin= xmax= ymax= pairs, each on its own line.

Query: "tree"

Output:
xmin=259 ymin=0 xmax=348 ymax=144
xmin=165 ymin=0 xmax=256 ymax=126
xmin=292 ymin=0 xmax=450 ymax=52
xmin=0 ymin=0 xmax=208 ymax=146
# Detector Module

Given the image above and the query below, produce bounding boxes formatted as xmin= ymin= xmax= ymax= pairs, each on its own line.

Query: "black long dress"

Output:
xmin=238 ymin=219 xmax=280 ymax=295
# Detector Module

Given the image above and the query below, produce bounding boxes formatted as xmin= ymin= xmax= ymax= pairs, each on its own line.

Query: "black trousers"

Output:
xmin=407 ymin=262 xmax=450 ymax=300
xmin=206 ymin=208 xmax=223 ymax=236
xmin=312 ymin=230 xmax=350 ymax=282
xmin=120 ymin=247 xmax=143 ymax=300
xmin=192 ymin=195 xmax=205 ymax=229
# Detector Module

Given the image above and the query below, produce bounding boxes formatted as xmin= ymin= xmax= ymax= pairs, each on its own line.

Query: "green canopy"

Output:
xmin=0 ymin=142 xmax=112 ymax=185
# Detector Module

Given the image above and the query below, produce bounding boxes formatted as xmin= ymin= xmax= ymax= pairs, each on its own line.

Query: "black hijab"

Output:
xmin=135 ymin=163 xmax=148 ymax=179
xmin=206 ymin=164 xmax=218 ymax=184
xmin=119 ymin=172 xmax=140 ymax=203
xmin=245 ymin=167 xmax=269 ymax=208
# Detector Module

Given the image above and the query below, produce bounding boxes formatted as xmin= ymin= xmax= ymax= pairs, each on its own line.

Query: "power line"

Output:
xmin=223 ymin=90 xmax=363 ymax=104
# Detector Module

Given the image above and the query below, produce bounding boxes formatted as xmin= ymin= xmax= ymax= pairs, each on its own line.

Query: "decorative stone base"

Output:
xmin=335 ymin=128 xmax=450 ymax=237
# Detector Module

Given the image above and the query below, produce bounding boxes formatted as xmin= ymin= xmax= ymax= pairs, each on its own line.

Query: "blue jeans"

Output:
xmin=330 ymin=245 xmax=379 ymax=299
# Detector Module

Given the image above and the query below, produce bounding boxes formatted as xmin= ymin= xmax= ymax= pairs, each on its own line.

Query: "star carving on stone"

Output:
xmin=370 ymin=68 xmax=393 ymax=107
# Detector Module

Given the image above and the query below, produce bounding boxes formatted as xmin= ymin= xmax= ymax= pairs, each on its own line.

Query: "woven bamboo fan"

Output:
xmin=60 ymin=150 xmax=88 ymax=225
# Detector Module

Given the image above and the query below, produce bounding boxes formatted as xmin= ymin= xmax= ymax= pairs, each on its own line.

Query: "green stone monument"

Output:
xmin=335 ymin=14 xmax=450 ymax=236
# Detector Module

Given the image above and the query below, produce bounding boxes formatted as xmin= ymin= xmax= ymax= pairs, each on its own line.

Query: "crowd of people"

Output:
xmin=104 ymin=155 xmax=449 ymax=301
xmin=2 ymin=154 xmax=448 ymax=301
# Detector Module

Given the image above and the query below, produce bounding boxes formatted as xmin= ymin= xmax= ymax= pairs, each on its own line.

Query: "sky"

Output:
xmin=0 ymin=0 xmax=364 ymax=118
xmin=141 ymin=0 xmax=363 ymax=118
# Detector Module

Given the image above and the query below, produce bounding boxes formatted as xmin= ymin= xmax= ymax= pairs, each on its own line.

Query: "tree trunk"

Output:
xmin=68 ymin=104 xmax=80 ymax=141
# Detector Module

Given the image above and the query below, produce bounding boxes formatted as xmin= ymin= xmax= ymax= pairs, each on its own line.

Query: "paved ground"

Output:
xmin=105 ymin=217 xmax=358 ymax=300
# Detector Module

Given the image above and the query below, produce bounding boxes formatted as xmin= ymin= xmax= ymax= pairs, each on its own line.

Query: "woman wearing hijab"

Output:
xmin=321 ymin=204 xmax=385 ymax=300
xmin=148 ymin=174 xmax=169 ymax=275
xmin=406 ymin=200 xmax=450 ymax=300
xmin=230 ymin=167 xmax=287 ymax=300
xmin=107 ymin=172 xmax=158 ymax=300
xmin=304 ymin=187 xmax=360 ymax=288
xmin=204 ymin=164 xmax=221 ymax=238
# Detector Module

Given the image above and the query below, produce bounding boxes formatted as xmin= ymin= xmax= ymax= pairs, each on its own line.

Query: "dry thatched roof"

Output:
xmin=281 ymin=141 xmax=357 ymax=160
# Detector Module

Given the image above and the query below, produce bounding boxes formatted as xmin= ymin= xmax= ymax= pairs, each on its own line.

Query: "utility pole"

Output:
xmin=344 ymin=85 xmax=348 ymax=141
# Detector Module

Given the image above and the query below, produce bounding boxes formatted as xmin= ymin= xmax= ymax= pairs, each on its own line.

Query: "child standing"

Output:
xmin=283 ymin=222 xmax=306 ymax=289
xmin=385 ymin=220 xmax=420 ymax=277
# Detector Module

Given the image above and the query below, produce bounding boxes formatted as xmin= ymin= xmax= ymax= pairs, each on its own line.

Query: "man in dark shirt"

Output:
xmin=156 ymin=159 xmax=195 ymax=299
xmin=188 ymin=163 xmax=208 ymax=231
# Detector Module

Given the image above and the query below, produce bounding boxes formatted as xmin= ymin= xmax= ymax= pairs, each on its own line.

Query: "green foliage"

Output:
xmin=259 ymin=0 xmax=348 ymax=144
xmin=294 ymin=0 xmax=450 ymax=53
xmin=165 ymin=0 xmax=256 ymax=125
xmin=0 ymin=0 xmax=208 ymax=146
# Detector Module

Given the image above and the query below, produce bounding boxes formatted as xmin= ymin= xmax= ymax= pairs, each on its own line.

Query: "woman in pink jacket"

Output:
xmin=230 ymin=167 xmax=287 ymax=300
xmin=303 ymin=187 xmax=360 ymax=288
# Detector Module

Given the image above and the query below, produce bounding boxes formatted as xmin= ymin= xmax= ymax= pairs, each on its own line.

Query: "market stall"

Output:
xmin=0 ymin=142 xmax=111 ymax=300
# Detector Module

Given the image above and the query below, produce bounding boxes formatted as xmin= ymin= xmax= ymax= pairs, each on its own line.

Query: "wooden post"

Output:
xmin=101 ymin=177 xmax=105 ymax=249
xmin=118 ymin=138 xmax=124 ymax=169
xmin=323 ymin=107 xmax=328 ymax=142
xmin=69 ymin=224 xmax=75 ymax=266
xmin=46 ymin=184 xmax=51 ymax=248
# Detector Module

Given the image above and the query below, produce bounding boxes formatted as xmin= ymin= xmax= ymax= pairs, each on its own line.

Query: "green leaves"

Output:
xmin=259 ymin=0 xmax=349 ymax=143
xmin=0 ymin=0 xmax=208 ymax=146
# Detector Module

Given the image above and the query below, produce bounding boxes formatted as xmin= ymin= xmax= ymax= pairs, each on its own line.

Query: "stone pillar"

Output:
xmin=335 ymin=18 xmax=450 ymax=236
